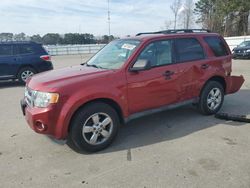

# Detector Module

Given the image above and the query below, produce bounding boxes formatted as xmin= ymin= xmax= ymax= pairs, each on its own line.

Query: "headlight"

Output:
xmin=33 ymin=91 xmax=59 ymax=108
xmin=25 ymin=87 xmax=59 ymax=108
xmin=246 ymin=49 xmax=250 ymax=52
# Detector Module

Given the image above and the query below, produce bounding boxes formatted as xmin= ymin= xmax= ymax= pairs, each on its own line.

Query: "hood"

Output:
xmin=27 ymin=65 xmax=111 ymax=91
xmin=234 ymin=46 xmax=250 ymax=51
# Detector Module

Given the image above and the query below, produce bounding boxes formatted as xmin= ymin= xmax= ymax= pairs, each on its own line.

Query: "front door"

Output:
xmin=126 ymin=40 xmax=182 ymax=114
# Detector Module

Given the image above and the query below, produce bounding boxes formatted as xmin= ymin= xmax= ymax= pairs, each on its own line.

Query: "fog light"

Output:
xmin=35 ymin=121 xmax=47 ymax=132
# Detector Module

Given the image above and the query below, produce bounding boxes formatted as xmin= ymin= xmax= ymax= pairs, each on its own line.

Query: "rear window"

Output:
xmin=175 ymin=38 xmax=205 ymax=63
xmin=18 ymin=44 xmax=34 ymax=54
xmin=204 ymin=36 xmax=228 ymax=57
xmin=0 ymin=45 xmax=13 ymax=56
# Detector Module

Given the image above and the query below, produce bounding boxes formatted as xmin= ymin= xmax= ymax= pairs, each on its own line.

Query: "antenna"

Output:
xmin=107 ymin=0 xmax=111 ymax=38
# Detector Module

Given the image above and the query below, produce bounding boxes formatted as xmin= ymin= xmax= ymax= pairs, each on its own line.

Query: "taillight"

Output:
xmin=40 ymin=55 xmax=51 ymax=61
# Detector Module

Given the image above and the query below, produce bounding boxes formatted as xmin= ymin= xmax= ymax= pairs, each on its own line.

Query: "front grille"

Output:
xmin=235 ymin=49 xmax=246 ymax=53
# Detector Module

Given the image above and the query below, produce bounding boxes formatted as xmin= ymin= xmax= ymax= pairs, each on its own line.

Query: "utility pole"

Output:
xmin=108 ymin=0 xmax=111 ymax=40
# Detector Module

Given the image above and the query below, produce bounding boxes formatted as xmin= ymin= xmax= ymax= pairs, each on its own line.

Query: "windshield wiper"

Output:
xmin=85 ymin=63 xmax=103 ymax=69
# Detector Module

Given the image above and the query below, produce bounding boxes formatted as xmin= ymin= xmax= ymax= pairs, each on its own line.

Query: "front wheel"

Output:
xmin=69 ymin=102 xmax=120 ymax=152
xmin=198 ymin=81 xmax=224 ymax=115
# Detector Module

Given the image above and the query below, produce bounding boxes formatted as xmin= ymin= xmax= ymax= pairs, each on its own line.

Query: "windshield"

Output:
xmin=86 ymin=39 xmax=141 ymax=69
xmin=238 ymin=41 xmax=250 ymax=47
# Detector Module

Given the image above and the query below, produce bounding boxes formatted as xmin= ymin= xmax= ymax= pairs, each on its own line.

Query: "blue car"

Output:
xmin=0 ymin=41 xmax=53 ymax=84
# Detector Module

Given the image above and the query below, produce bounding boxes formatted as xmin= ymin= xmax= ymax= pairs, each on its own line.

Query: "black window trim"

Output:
xmin=173 ymin=37 xmax=207 ymax=64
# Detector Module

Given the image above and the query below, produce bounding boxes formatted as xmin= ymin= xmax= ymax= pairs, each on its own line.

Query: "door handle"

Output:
xmin=163 ymin=70 xmax=174 ymax=79
xmin=163 ymin=70 xmax=174 ymax=76
xmin=201 ymin=64 xmax=209 ymax=69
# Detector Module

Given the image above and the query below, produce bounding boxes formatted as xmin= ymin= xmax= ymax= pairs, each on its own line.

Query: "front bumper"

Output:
xmin=20 ymin=99 xmax=58 ymax=136
xmin=226 ymin=75 xmax=245 ymax=94
xmin=233 ymin=52 xmax=250 ymax=58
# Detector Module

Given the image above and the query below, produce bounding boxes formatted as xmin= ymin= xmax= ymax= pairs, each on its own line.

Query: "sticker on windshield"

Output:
xmin=121 ymin=44 xmax=136 ymax=50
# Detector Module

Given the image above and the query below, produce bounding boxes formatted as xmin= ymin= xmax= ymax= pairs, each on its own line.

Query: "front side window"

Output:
xmin=0 ymin=45 xmax=13 ymax=56
xmin=137 ymin=40 xmax=173 ymax=67
xmin=175 ymin=38 xmax=205 ymax=63
xmin=204 ymin=36 xmax=229 ymax=57
xmin=86 ymin=39 xmax=140 ymax=69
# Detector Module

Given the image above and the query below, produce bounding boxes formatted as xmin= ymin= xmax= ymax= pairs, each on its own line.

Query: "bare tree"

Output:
xmin=170 ymin=0 xmax=182 ymax=29
xmin=179 ymin=0 xmax=194 ymax=29
xmin=161 ymin=20 xmax=174 ymax=30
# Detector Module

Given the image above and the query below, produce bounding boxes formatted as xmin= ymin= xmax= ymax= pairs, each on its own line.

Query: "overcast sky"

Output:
xmin=0 ymin=0 xmax=198 ymax=37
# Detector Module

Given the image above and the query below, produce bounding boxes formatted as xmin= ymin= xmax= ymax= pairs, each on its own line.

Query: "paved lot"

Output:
xmin=0 ymin=55 xmax=250 ymax=188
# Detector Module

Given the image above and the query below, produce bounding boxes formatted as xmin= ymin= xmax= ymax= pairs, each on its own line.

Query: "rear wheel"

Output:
xmin=198 ymin=81 xmax=224 ymax=115
xmin=69 ymin=102 xmax=120 ymax=152
xmin=17 ymin=67 xmax=36 ymax=84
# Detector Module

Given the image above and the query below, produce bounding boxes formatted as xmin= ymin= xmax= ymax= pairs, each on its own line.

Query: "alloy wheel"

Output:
xmin=21 ymin=70 xmax=34 ymax=82
xmin=207 ymin=88 xmax=222 ymax=110
xmin=82 ymin=113 xmax=113 ymax=145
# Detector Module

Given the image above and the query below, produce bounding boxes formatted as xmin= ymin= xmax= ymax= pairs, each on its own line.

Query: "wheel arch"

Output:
xmin=16 ymin=65 xmax=37 ymax=77
xmin=201 ymin=76 xmax=226 ymax=95
xmin=68 ymin=98 xmax=125 ymax=133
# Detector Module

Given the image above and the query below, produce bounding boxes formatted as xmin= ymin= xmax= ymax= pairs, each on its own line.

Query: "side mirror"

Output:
xmin=130 ymin=59 xmax=151 ymax=72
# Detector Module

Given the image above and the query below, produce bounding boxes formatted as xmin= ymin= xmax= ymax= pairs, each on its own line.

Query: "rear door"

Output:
xmin=173 ymin=37 xmax=208 ymax=101
xmin=0 ymin=44 xmax=15 ymax=78
xmin=126 ymin=39 xmax=182 ymax=114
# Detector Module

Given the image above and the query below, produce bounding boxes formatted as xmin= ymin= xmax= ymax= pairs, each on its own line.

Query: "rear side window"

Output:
xmin=0 ymin=45 xmax=13 ymax=56
xmin=204 ymin=36 xmax=228 ymax=57
xmin=18 ymin=44 xmax=35 ymax=54
xmin=175 ymin=38 xmax=205 ymax=63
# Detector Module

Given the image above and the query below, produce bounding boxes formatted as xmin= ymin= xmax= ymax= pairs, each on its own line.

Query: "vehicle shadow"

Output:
xmin=66 ymin=89 xmax=250 ymax=154
xmin=0 ymin=81 xmax=24 ymax=89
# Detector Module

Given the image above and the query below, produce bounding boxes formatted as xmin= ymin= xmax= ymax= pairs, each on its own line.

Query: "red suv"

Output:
xmin=21 ymin=29 xmax=244 ymax=152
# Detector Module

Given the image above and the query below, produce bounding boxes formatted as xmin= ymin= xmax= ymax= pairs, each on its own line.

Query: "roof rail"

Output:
xmin=136 ymin=29 xmax=211 ymax=36
xmin=136 ymin=31 xmax=163 ymax=36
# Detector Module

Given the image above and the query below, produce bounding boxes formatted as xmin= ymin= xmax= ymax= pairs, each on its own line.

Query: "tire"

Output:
xmin=17 ymin=67 xmax=36 ymax=84
xmin=198 ymin=81 xmax=224 ymax=115
xmin=69 ymin=102 xmax=120 ymax=152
